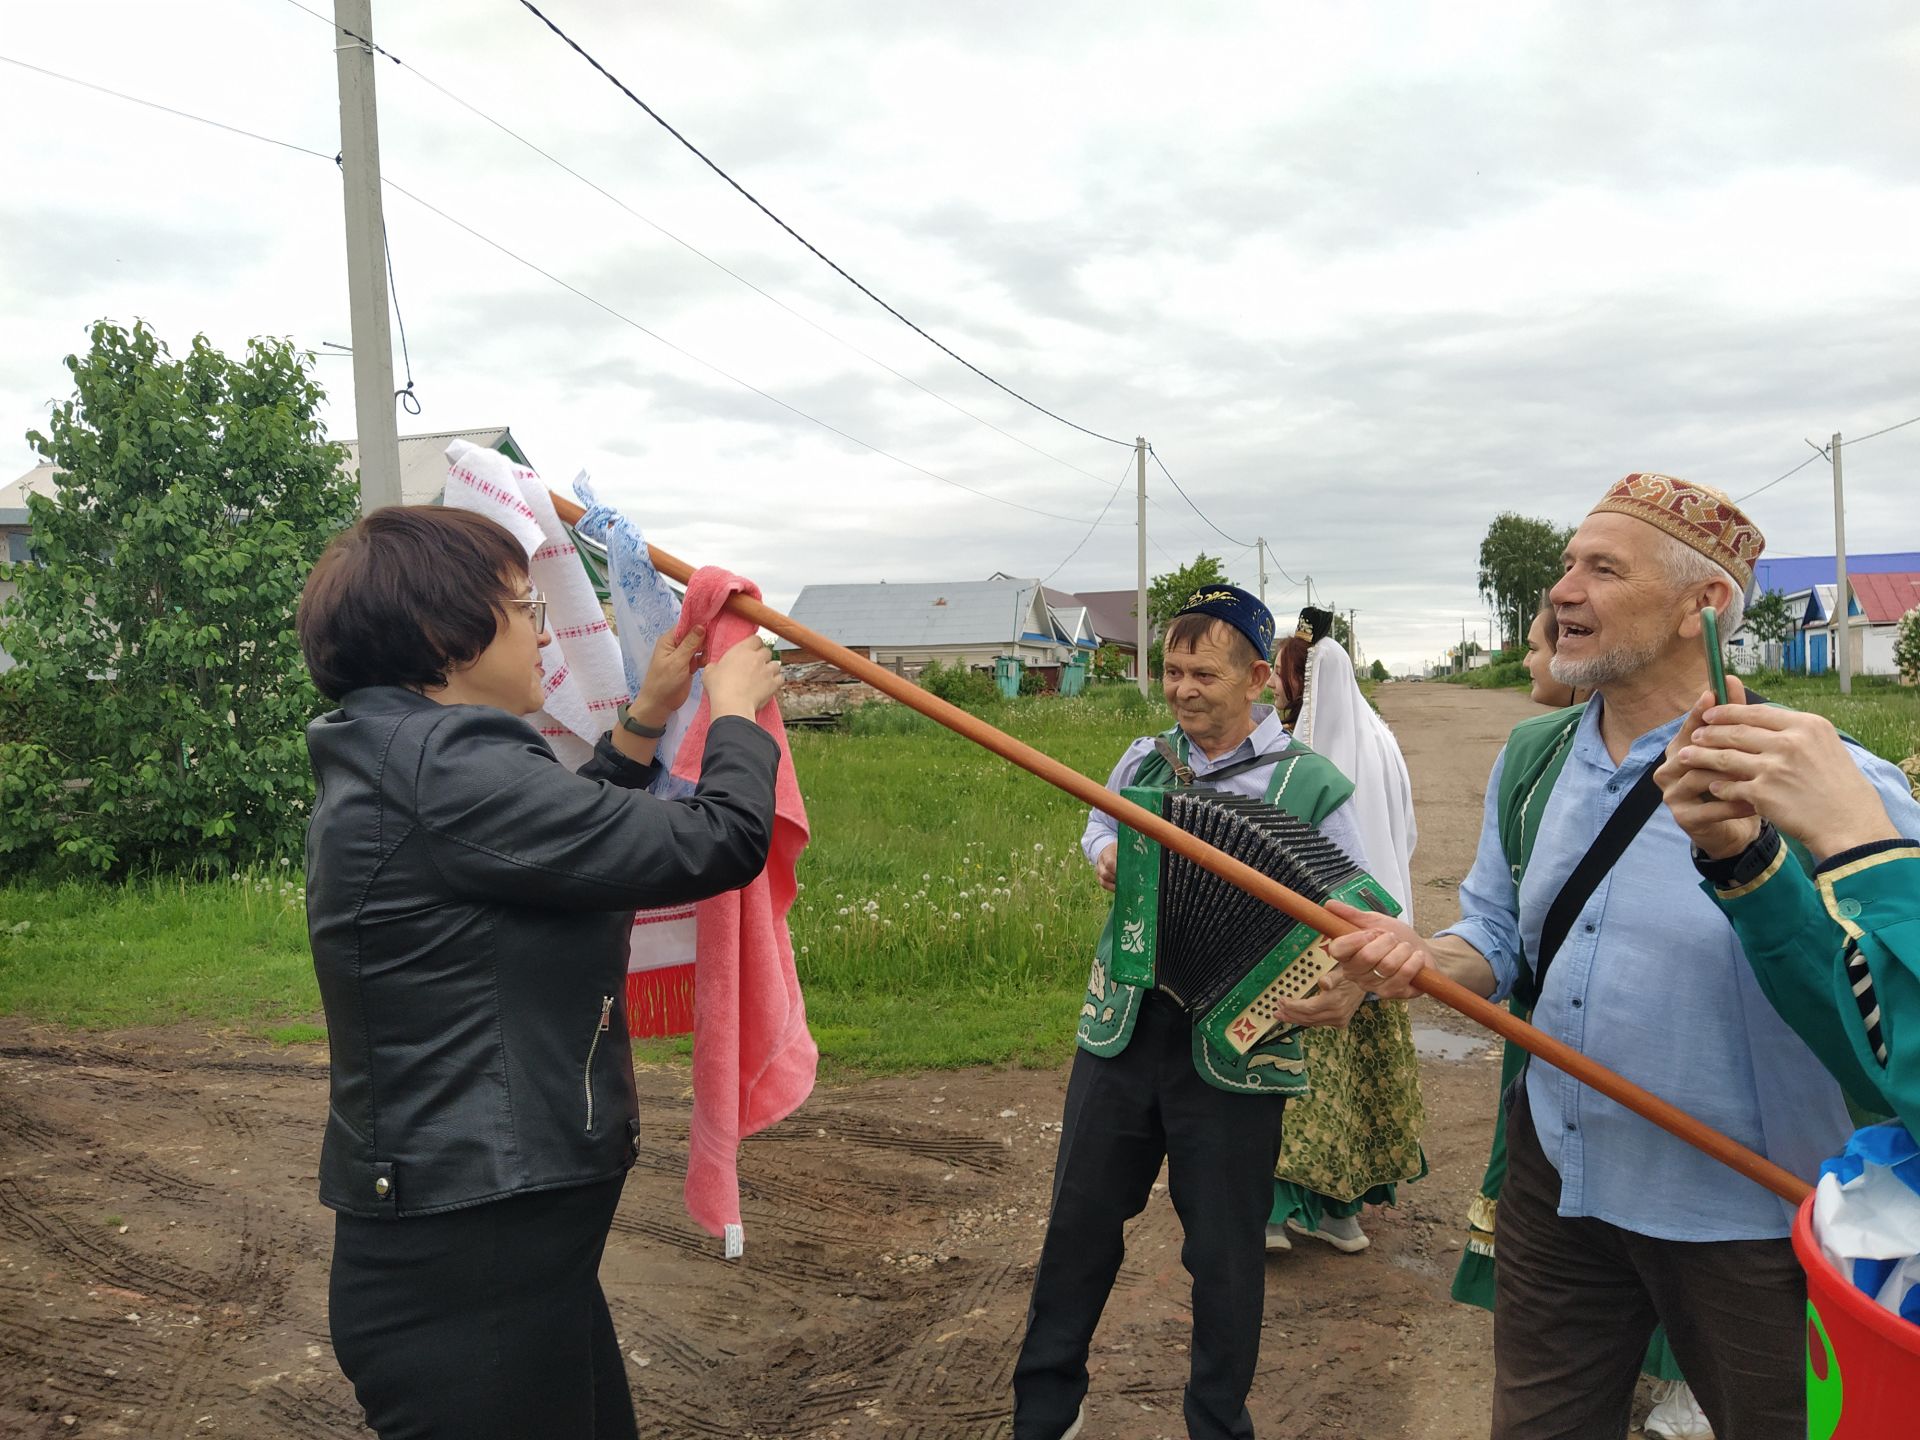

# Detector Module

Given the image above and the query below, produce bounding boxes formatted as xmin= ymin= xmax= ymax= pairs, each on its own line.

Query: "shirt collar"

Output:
xmin=1572 ymin=694 xmax=1687 ymax=772
xmin=1180 ymin=704 xmax=1289 ymax=772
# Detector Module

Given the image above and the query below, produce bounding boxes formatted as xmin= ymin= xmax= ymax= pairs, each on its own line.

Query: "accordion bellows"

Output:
xmin=1111 ymin=787 xmax=1401 ymax=1057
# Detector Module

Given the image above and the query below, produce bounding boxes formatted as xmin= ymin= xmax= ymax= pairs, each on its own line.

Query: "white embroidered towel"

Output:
xmin=442 ymin=440 xmax=629 ymax=766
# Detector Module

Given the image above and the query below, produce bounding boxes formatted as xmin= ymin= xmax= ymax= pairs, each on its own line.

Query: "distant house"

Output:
xmin=0 ymin=426 xmax=529 ymax=672
xmin=783 ymin=577 xmax=1092 ymax=682
xmin=1069 ymin=588 xmax=1148 ymax=679
xmin=1736 ymin=552 xmax=1920 ymax=676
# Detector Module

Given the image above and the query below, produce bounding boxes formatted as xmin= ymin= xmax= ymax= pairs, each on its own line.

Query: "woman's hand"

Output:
xmin=1324 ymin=900 xmax=1431 ymax=999
xmin=1655 ymin=687 xmax=1762 ymax=861
xmin=628 ymin=626 xmax=707 ymax=730
xmin=1670 ymin=701 xmax=1898 ymax=861
xmin=704 ymin=636 xmax=784 ymax=719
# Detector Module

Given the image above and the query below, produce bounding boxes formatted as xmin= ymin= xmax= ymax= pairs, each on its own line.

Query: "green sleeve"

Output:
xmin=1704 ymin=848 xmax=1892 ymax=1116
xmin=1817 ymin=850 xmax=1920 ymax=1136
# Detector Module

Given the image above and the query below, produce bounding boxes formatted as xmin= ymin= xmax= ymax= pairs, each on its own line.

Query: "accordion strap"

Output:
xmin=1154 ymin=735 xmax=1289 ymax=791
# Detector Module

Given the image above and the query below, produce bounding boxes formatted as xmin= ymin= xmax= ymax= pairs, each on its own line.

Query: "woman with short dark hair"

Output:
xmin=297 ymin=505 xmax=783 ymax=1440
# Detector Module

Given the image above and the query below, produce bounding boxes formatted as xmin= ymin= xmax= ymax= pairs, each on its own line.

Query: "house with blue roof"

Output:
xmin=1738 ymin=551 xmax=1920 ymax=675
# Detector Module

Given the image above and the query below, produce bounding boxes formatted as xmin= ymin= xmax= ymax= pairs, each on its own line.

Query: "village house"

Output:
xmin=1732 ymin=551 xmax=1920 ymax=676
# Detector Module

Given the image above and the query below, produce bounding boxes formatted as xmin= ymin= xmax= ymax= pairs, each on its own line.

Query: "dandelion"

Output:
xmin=1033 ymin=843 xmax=1045 ymax=852
xmin=980 ymin=902 xmax=993 ymax=912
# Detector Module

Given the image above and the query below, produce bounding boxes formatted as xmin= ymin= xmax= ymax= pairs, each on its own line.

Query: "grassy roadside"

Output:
xmin=0 ymin=686 xmax=1159 ymax=1076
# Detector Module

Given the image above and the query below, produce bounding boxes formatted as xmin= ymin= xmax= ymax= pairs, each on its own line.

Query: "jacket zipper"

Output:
xmin=584 ymin=995 xmax=613 ymax=1132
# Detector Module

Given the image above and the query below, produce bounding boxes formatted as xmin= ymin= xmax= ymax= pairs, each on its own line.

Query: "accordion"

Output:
xmin=1110 ymin=786 xmax=1401 ymax=1057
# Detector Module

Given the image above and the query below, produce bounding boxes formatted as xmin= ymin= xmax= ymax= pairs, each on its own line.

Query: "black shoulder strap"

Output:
xmin=1514 ymin=760 xmax=1662 ymax=1009
xmin=1154 ymin=736 xmax=1286 ymax=790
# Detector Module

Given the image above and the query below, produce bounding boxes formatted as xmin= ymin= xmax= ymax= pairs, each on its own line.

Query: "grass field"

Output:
xmin=3 ymin=674 xmax=1910 ymax=1071
xmin=0 ymin=685 xmax=1161 ymax=1074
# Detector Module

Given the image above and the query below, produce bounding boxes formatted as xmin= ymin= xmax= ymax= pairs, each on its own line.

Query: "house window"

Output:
xmin=5 ymin=532 xmax=34 ymax=565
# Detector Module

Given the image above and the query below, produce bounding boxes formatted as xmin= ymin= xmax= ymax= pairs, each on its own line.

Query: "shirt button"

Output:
xmin=1583 ymin=923 xmax=1596 ymax=933
xmin=1837 ymin=898 xmax=1863 ymax=919
xmin=1570 ymin=998 xmax=1583 ymax=1009
xmin=1566 ymin=1121 xmax=1577 ymax=1132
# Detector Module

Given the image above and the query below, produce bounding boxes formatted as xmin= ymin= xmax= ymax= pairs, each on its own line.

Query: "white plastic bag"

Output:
xmin=1813 ymin=1121 xmax=1920 ymax=1324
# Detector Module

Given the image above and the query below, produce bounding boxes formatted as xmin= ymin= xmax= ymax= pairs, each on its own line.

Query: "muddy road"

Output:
xmin=1 ymin=683 xmax=1556 ymax=1439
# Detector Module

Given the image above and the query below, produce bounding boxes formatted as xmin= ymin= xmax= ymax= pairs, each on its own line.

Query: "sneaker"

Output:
xmin=1264 ymin=1223 xmax=1292 ymax=1252
xmin=1288 ymin=1213 xmax=1370 ymax=1253
xmin=1058 ymin=1402 xmax=1086 ymax=1440
xmin=1645 ymin=1380 xmax=1713 ymax=1439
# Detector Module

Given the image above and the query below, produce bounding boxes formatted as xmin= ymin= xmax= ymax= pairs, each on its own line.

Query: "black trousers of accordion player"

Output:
xmin=1013 ymin=991 xmax=1288 ymax=1440
xmin=329 ymin=1175 xmax=638 ymax=1440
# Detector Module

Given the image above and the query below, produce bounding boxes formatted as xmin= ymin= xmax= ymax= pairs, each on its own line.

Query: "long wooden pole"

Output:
xmin=552 ymin=494 xmax=1810 ymax=1206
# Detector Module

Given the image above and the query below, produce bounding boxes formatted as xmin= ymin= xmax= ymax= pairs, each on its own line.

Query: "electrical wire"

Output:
xmin=1040 ymin=456 xmax=1136 ymax=587
xmin=1733 ymin=451 xmax=1822 ymax=504
xmin=1844 ymin=411 xmax=1920 ymax=446
xmin=377 ymin=176 xmax=1131 ymax=526
xmin=0 ymin=54 xmax=334 ymax=161
xmin=509 ymin=0 xmax=1133 ymax=448
xmin=276 ymin=0 xmax=1126 ymax=497
xmin=10 ymin=51 xmax=1129 ymax=530
xmin=1145 ymin=444 xmax=1253 ymax=548
xmin=380 ymin=220 xmax=421 ymax=414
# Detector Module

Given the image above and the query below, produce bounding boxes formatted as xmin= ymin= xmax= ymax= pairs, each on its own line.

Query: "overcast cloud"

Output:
xmin=4 ymin=0 xmax=1917 ymax=669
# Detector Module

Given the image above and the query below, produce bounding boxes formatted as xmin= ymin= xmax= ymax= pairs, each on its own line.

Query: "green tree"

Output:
xmin=1090 ymin=643 xmax=1132 ymax=683
xmin=0 ymin=321 xmax=357 ymax=876
xmin=1145 ymin=552 xmax=1229 ymax=678
xmin=1368 ymin=658 xmax=1390 ymax=682
xmin=1743 ymin=589 xmax=1794 ymax=655
xmin=1477 ymin=513 xmax=1573 ymax=650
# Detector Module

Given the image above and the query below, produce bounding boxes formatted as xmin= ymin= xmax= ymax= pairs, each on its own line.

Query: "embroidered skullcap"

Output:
xmin=1589 ymin=473 xmax=1765 ymax=590
xmin=1174 ymin=584 xmax=1274 ymax=661
xmin=1295 ymin=607 xmax=1335 ymax=644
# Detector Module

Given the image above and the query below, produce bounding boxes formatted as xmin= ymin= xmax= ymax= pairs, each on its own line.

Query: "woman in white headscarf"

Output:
xmin=1263 ymin=611 xmax=1426 ymax=1254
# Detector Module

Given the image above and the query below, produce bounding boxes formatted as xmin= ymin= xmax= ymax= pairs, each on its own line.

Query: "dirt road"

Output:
xmin=0 ymin=683 xmax=1548 ymax=1439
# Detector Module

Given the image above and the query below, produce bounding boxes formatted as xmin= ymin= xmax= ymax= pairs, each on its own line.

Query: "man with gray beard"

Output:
xmin=1319 ymin=474 xmax=1920 ymax=1440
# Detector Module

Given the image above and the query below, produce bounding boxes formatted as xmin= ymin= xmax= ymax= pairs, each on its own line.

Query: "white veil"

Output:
xmin=1295 ymin=639 xmax=1418 ymax=919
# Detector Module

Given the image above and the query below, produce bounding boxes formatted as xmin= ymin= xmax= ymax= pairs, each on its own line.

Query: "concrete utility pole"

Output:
xmin=1256 ymin=538 xmax=1268 ymax=607
xmin=335 ymin=0 xmax=402 ymax=515
xmin=1135 ymin=436 xmax=1150 ymax=698
xmin=1831 ymin=431 xmax=1851 ymax=695
xmin=1349 ymin=609 xmax=1358 ymax=665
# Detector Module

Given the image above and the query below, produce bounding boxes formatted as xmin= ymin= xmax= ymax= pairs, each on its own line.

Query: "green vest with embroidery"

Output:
xmin=1077 ymin=726 xmax=1356 ymax=1095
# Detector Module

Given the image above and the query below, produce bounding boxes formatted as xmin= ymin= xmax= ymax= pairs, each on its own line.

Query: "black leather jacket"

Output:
xmin=305 ymin=687 xmax=779 ymax=1217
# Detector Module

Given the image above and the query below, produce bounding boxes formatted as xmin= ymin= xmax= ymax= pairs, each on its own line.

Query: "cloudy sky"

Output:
xmin=4 ymin=0 xmax=1918 ymax=670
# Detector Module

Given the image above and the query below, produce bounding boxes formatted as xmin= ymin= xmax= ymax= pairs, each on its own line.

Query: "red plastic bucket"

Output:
xmin=1793 ymin=1193 xmax=1920 ymax=1439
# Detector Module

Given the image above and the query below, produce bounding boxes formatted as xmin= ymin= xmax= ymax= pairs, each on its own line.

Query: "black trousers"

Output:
xmin=1492 ymin=1085 xmax=1805 ymax=1440
xmin=329 ymin=1175 xmax=637 ymax=1440
xmin=1013 ymin=993 xmax=1289 ymax=1440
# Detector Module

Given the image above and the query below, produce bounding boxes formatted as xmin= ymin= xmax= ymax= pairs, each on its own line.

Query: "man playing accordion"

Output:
xmin=1011 ymin=584 xmax=1376 ymax=1440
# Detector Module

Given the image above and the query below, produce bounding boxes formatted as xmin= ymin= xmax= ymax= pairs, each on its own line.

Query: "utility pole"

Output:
xmin=335 ymin=0 xmax=402 ymax=515
xmin=1256 ymin=538 xmax=1267 ymax=607
xmin=1460 ymin=616 xmax=1468 ymax=674
xmin=1349 ymin=609 xmax=1358 ymax=665
xmin=1831 ymin=431 xmax=1851 ymax=695
xmin=1135 ymin=436 xmax=1150 ymax=698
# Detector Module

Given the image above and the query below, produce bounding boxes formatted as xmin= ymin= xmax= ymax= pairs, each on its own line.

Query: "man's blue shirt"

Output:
xmin=1440 ymin=696 xmax=1920 ymax=1240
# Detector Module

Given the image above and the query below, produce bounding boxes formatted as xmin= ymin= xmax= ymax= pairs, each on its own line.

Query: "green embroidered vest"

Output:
xmin=1076 ymin=726 xmax=1356 ymax=1095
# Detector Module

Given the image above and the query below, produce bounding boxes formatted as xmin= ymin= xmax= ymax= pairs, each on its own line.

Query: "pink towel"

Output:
xmin=671 ymin=568 xmax=816 ymax=1255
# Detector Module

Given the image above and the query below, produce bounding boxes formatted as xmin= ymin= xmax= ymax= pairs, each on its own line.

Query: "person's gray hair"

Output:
xmin=1653 ymin=531 xmax=1749 ymax=636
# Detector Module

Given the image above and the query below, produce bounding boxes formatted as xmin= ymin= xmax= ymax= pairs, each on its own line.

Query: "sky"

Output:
xmin=3 ymin=0 xmax=1918 ymax=672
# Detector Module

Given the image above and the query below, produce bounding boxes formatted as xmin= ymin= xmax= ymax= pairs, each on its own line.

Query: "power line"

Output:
xmin=276 ymin=0 xmax=1125 ymax=497
xmin=1041 ymin=456 xmax=1136 ymax=587
xmin=9 ymin=52 xmax=1129 ymax=531
xmin=378 ymin=176 xmax=1130 ymax=527
xmin=0 ymin=54 xmax=335 ymax=161
xmin=1734 ymin=451 xmax=1822 ymax=504
xmin=1145 ymin=444 xmax=1253 ymax=548
xmin=510 ymin=0 xmax=1133 ymax=448
xmin=1844 ymin=411 xmax=1920 ymax=446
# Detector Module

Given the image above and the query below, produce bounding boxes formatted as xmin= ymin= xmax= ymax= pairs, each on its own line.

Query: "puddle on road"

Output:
xmin=1411 ymin=1026 xmax=1490 ymax=1062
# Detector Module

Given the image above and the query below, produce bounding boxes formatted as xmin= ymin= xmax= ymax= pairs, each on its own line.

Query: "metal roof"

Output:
xmin=0 ymin=463 xmax=59 ymax=527
xmin=1070 ymin=588 xmax=1145 ymax=647
xmin=789 ymin=578 xmax=1055 ymax=648
xmin=1753 ymin=551 xmax=1920 ymax=597
xmin=1849 ymin=572 xmax=1920 ymax=625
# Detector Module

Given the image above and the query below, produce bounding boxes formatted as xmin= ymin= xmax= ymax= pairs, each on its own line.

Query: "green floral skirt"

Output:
xmin=1271 ymin=998 xmax=1427 ymax=1209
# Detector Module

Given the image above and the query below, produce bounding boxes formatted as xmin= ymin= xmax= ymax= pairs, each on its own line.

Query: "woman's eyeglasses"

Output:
xmin=508 ymin=593 xmax=549 ymax=632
